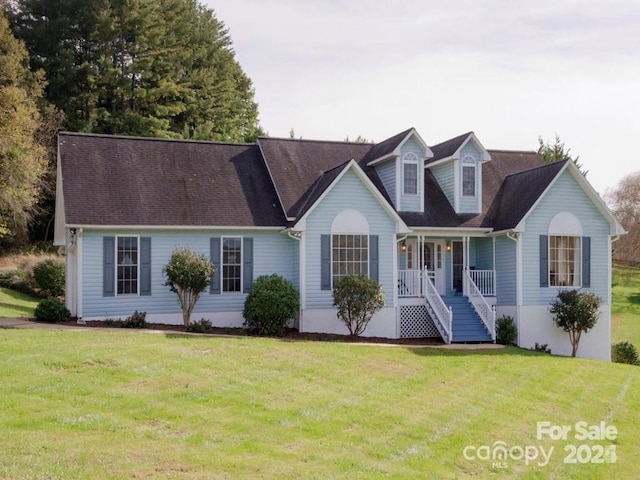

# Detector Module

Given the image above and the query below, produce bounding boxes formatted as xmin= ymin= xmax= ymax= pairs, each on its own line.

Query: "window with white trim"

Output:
xmin=332 ymin=234 xmax=368 ymax=284
xmin=462 ymin=155 xmax=476 ymax=197
xmin=402 ymin=152 xmax=418 ymax=195
xmin=117 ymin=236 xmax=138 ymax=295
xmin=222 ymin=237 xmax=242 ymax=292
xmin=549 ymin=235 xmax=581 ymax=287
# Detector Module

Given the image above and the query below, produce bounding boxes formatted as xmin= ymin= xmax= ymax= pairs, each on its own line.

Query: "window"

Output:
xmin=462 ymin=156 xmax=476 ymax=197
xmin=222 ymin=237 xmax=242 ymax=292
xmin=117 ymin=236 xmax=138 ymax=295
xmin=402 ymin=152 xmax=418 ymax=195
xmin=332 ymin=234 xmax=368 ymax=284
xmin=549 ymin=236 xmax=581 ymax=287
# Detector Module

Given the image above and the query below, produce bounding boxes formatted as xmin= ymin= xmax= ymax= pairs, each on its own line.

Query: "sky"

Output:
xmin=204 ymin=0 xmax=640 ymax=195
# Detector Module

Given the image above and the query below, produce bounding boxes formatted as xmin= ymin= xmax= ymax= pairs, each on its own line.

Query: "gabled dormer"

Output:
xmin=366 ymin=128 xmax=433 ymax=213
xmin=426 ymin=132 xmax=491 ymax=215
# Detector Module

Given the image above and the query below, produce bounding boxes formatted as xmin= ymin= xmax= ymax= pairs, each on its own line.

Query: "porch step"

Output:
xmin=442 ymin=296 xmax=492 ymax=343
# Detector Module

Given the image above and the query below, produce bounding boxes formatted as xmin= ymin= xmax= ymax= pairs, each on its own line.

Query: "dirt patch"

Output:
xmin=47 ymin=319 xmax=444 ymax=346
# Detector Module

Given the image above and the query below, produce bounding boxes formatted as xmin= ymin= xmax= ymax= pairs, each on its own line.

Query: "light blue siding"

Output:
xmin=495 ymin=235 xmax=517 ymax=305
xmin=375 ymin=161 xmax=396 ymax=208
xmin=399 ymin=138 xmax=424 ymax=212
xmin=305 ymin=169 xmax=397 ymax=309
xmin=521 ymin=170 xmax=611 ymax=306
xmin=430 ymin=162 xmax=454 ymax=207
xmin=458 ymin=143 xmax=480 ymax=214
xmin=81 ymin=229 xmax=297 ymax=318
xmin=472 ymin=237 xmax=493 ymax=270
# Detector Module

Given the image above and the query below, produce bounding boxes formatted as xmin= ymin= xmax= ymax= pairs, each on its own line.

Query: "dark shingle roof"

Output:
xmin=484 ymin=158 xmax=568 ymax=230
xmin=361 ymin=128 xmax=413 ymax=164
xmin=257 ymin=137 xmax=373 ymax=218
xmin=59 ymin=130 xmax=560 ymax=232
xmin=59 ymin=132 xmax=285 ymax=227
xmin=428 ymin=132 xmax=473 ymax=163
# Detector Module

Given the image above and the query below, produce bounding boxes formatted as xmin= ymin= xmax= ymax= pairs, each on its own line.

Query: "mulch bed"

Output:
xmin=49 ymin=319 xmax=444 ymax=346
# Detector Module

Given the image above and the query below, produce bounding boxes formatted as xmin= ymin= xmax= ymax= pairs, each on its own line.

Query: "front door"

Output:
xmin=422 ymin=240 xmax=445 ymax=295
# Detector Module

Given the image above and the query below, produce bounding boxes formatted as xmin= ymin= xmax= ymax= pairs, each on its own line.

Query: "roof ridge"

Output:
xmin=258 ymin=136 xmax=374 ymax=146
xmin=59 ymin=131 xmax=255 ymax=147
xmin=487 ymin=148 xmax=538 ymax=154
xmin=503 ymin=158 xmax=568 ymax=180
xmin=429 ymin=131 xmax=474 ymax=148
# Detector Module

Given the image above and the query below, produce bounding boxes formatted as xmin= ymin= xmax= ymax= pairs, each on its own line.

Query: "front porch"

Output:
xmin=396 ymin=235 xmax=497 ymax=343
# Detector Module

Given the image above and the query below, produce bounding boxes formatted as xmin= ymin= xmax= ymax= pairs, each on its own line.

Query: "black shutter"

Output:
xmin=243 ymin=237 xmax=253 ymax=293
xmin=321 ymin=235 xmax=331 ymax=290
xmin=369 ymin=235 xmax=379 ymax=282
xmin=140 ymin=237 xmax=151 ymax=296
xmin=210 ymin=237 xmax=221 ymax=294
xmin=103 ymin=237 xmax=115 ymax=297
xmin=582 ymin=236 xmax=591 ymax=288
xmin=539 ymin=235 xmax=549 ymax=287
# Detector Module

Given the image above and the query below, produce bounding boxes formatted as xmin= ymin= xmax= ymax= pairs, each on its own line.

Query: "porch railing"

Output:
xmin=398 ymin=269 xmax=435 ymax=297
xmin=465 ymin=270 xmax=496 ymax=341
xmin=424 ymin=270 xmax=452 ymax=344
xmin=468 ymin=269 xmax=495 ymax=296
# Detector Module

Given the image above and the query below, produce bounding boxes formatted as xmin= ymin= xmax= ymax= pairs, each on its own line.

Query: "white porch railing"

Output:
xmin=468 ymin=269 xmax=495 ymax=296
xmin=424 ymin=270 xmax=452 ymax=344
xmin=465 ymin=270 xmax=496 ymax=341
xmin=398 ymin=269 xmax=435 ymax=297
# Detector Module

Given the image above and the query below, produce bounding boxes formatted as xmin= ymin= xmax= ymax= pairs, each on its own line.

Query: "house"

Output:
xmin=54 ymin=128 xmax=625 ymax=360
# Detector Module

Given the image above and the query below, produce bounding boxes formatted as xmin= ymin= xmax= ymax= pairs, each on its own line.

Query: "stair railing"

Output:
xmin=464 ymin=270 xmax=496 ymax=341
xmin=424 ymin=267 xmax=452 ymax=344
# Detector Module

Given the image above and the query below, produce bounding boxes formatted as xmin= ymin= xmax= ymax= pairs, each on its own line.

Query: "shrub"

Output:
xmin=550 ymin=289 xmax=602 ymax=357
xmin=496 ymin=315 xmax=517 ymax=345
xmin=187 ymin=318 xmax=214 ymax=333
xmin=121 ymin=310 xmax=147 ymax=328
xmin=332 ymin=274 xmax=385 ymax=336
xmin=532 ymin=343 xmax=552 ymax=354
xmin=243 ymin=274 xmax=299 ymax=336
xmin=32 ymin=258 xmax=65 ymax=297
xmin=34 ymin=297 xmax=70 ymax=323
xmin=612 ymin=342 xmax=640 ymax=365
xmin=163 ymin=248 xmax=214 ymax=327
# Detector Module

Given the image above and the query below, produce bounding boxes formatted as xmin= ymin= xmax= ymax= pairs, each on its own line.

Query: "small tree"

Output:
xmin=332 ymin=275 xmax=385 ymax=336
xmin=163 ymin=248 xmax=214 ymax=327
xmin=550 ymin=289 xmax=602 ymax=357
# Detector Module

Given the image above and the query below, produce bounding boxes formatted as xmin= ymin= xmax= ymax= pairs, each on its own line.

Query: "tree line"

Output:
xmin=0 ymin=0 xmax=262 ymax=249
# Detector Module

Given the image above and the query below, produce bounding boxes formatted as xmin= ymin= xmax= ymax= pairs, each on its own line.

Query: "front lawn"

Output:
xmin=0 ymin=329 xmax=638 ymax=479
xmin=612 ymin=265 xmax=640 ymax=345
xmin=0 ymin=287 xmax=38 ymax=318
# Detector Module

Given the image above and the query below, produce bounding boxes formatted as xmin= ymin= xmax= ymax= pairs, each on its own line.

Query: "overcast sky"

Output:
xmin=204 ymin=0 xmax=640 ymax=195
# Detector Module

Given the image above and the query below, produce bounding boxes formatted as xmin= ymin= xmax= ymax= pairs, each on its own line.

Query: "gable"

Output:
xmin=291 ymin=161 xmax=409 ymax=233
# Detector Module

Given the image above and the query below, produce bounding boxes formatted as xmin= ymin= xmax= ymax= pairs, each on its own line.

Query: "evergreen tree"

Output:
xmin=10 ymin=0 xmax=262 ymax=142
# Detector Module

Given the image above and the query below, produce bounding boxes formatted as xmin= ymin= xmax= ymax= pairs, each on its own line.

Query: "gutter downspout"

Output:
xmin=287 ymin=230 xmax=303 ymax=331
xmin=506 ymin=231 xmax=521 ymax=346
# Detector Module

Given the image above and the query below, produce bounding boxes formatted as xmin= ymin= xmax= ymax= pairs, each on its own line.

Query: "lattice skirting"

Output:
xmin=400 ymin=305 xmax=440 ymax=338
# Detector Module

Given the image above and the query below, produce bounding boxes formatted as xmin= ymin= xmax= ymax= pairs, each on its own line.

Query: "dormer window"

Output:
xmin=462 ymin=156 xmax=476 ymax=197
xmin=402 ymin=152 xmax=419 ymax=195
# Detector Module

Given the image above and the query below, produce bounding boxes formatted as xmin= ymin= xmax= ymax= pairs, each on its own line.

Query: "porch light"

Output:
xmin=446 ymin=241 xmax=451 ymax=252
xmin=401 ymin=240 xmax=406 ymax=252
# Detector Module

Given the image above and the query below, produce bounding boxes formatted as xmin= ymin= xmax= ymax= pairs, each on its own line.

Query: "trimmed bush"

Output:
xmin=612 ymin=342 xmax=639 ymax=365
xmin=33 ymin=258 xmax=65 ymax=297
xmin=550 ymin=289 xmax=602 ymax=357
xmin=34 ymin=297 xmax=70 ymax=323
xmin=496 ymin=315 xmax=517 ymax=345
xmin=332 ymin=274 xmax=385 ymax=336
xmin=121 ymin=310 xmax=147 ymax=328
xmin=187 ymin=318 xmax=214 ymax=333
xmin=243 ymin=274 xmax=299 ymax=336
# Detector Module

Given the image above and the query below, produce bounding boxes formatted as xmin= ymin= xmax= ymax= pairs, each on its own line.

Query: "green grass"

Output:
xmin=0 ymin=287 xmax=38 ymax=318
xmin=0 ymin=329 xmax=638 ymax=479
xmin=612 ymin=265 xmax=640 ymax=345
